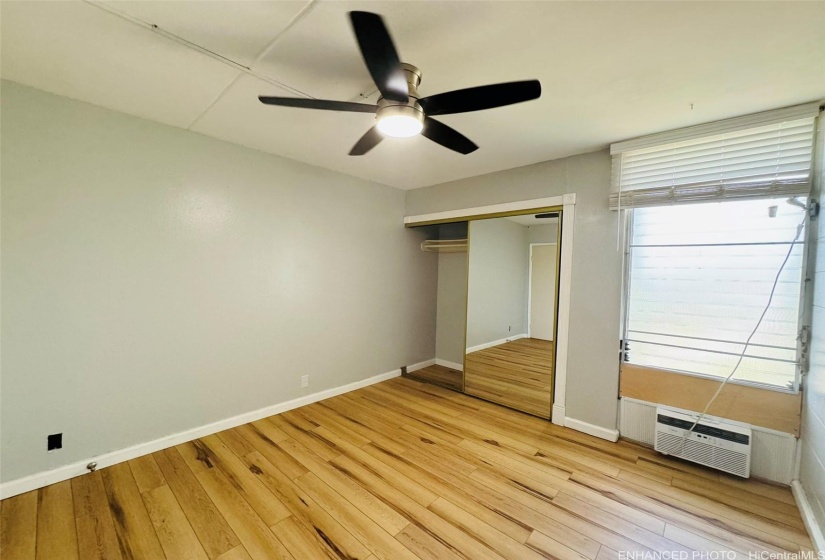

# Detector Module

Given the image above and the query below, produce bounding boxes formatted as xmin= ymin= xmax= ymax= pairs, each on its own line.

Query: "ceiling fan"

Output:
xmin=258 ymin=11 xmax=542 ymax=156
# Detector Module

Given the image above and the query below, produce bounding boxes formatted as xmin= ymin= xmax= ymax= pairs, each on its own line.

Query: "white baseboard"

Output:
xmin=435 ymin=359 xmax=464 ymax=372
xmin=564 ymin=416 xmax=620 ymax=442
xmin=466 ymin=333 xmax=527 ymax=354
xmin=792 ymin=480 xmax=825 ymax=553
xmin=552 ymin=404 xmax=566 ymax=426
xmin=407 ymin=358 xmax=436 ymax=373
xmin=0 ymin=367 xmax=402 ymax=500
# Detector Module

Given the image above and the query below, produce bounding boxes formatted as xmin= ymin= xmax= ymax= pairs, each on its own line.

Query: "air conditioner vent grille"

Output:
xmin=654 ymin=408 xmax=751 ymax=478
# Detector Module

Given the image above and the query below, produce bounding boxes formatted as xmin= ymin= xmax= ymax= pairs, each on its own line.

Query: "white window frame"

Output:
xmin=620 ymin=201 xmax=810 ymax=395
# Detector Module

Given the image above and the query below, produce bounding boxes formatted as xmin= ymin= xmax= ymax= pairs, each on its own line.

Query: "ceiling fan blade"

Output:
xmin=419 ymin=80 xmax=541 ymax=116
xmin=422 ymin=117 xmax=478 ymax=155
xmin=349 ymin=11 xmax=408 ymax=103
xmin=259 ymin=96 xmax=378 ymax=113
xmin=349 ymin=127 xmax=384 ymax=156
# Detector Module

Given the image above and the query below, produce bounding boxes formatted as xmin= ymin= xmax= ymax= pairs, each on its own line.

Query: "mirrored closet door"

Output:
xmin=463 ymin=213 xmax=560 ymax=417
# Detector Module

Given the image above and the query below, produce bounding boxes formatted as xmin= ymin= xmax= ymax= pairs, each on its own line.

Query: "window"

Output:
xmin=611 ymin=103 xmax=820 ymax=392
xmin=623 ymin=198 xmax=806 ymax=390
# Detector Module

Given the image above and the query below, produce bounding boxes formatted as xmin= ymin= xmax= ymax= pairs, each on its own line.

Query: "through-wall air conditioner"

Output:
xmin=654 ymin=407 xmax=752 ymax=478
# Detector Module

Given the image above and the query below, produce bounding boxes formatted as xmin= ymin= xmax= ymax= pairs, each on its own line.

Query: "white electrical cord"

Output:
xmin=679 ymin=207 xmax=807 ymax=447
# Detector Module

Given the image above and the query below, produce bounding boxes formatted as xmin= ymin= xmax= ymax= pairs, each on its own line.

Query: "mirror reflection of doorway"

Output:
xmin=529 ymin=243 xmax=557 ymax=341
xmin=463 ymin=213 xmax=560 ymax=417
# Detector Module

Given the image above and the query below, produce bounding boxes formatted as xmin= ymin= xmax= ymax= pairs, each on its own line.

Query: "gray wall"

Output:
xmin=528 ymin=222 xmax=559 ymax=244
xmin=466 ymin=219 xmax=530 ymax=349
xmin=0 ymin=81 xmax=437 ymax=483
xmin=406 ymin=150 xmax=622 ymax=430
xmin=436 ymin=251 xmax=467 ymax=366
xmin=800 ymin=114 xmax=825 ymax=532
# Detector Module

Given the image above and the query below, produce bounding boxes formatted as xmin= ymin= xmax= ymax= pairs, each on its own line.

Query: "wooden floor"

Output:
xmin=465 ymin=338 xmax=554 ymax=417
xmin=405 ymin=363 xmax=463 ymax=391
xmin=0 ymin=376 xmax=812 ymax=560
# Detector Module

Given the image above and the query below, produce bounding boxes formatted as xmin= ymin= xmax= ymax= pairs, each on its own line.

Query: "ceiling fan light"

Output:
xmin=375 ymin=103 xmax=424 ymax=138
xmin=377 ymin=114 xmax=423 ymax=138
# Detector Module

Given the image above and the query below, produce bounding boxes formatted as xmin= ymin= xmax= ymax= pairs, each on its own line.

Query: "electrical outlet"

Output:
xmin=47 ymin=433 xmax=62 ymax=452
xmin=301 ymin=375 xmax=309 ymax=388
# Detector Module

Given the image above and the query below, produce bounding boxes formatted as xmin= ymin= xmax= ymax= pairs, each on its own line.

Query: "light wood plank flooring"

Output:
xmin=465 ymin=338 xmax=554 ymax=417
xmin=405 ymin=363 xmax=463 ymax=391
xmin=0 ymin=376 xmax=812 ymax=560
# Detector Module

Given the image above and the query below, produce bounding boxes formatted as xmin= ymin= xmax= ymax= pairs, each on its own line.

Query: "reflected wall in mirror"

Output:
xmin=464 ymin=213 xmax=560 ymax=417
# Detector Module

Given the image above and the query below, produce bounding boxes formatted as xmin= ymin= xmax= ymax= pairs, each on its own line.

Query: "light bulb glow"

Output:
xmin=376 ymin=114 xmax=423 ymax=138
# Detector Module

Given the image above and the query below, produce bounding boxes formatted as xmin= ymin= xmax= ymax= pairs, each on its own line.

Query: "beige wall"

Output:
xmin=800 ymin=114 xmax=825 ymax=533
xmin=406 ymin=150 xmax=622 ymax=431
xmin=0 ymin=81 xmax=437 ymax=483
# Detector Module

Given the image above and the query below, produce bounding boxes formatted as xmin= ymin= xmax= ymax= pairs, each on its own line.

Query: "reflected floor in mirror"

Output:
xmin=465 ymin=338 xmax=554 ymax=417
xmin=405 ymin=364 xmax=463 ymax=391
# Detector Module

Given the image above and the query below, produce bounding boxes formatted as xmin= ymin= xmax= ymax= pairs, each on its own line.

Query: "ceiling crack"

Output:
xmin=81 ymin=0 xmax=318 ymax=130
xmin=186 ymin=0 xmax=318 ymax=130
xmin=251 ymin=0 xmax=318 ymax=68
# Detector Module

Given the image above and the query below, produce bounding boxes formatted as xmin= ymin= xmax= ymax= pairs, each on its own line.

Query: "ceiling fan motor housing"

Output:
xmin=376 ymin=100 xmax=424 ymax=127
xmin=376 ymin=63 xmax=424 ymax=126
xmin=400 ymin=63 xmax=422 ymax=97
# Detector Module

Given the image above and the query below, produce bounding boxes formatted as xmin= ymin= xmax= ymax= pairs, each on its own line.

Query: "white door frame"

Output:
xmin=527 ymin=242 xmax=557 ymax=340
xmin=405 ymin=193 xmax=575 ymax=427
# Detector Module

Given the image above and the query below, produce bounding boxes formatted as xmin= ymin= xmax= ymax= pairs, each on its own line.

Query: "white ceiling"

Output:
xmin=2 ymin=1 xmax=824 ymax=190
xmin=505 ymin=214 xmax=559 ymax=227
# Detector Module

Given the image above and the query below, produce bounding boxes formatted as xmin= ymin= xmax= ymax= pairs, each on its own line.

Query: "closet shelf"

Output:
xmin=421 ymin=239 xmax=468 ymax=253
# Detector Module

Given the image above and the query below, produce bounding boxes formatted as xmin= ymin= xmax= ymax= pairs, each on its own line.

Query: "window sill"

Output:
xmin=623 ymin=361 xmax=798 ymax=395
xmin=619 ymin=363 xmax=802 ymax=436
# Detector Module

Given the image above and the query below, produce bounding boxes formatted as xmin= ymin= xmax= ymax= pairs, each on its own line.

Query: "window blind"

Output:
xmin=610 ymin=103 xmax=819 ymax=210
